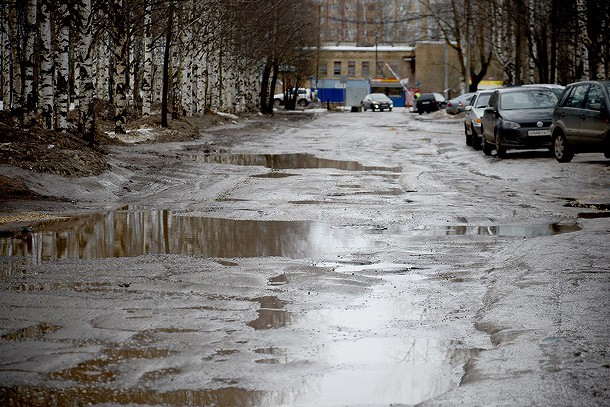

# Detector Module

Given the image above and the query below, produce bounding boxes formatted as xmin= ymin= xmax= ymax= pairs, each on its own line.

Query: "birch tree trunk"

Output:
xmin=170 ymin=23 xmax=180 ymax=119
xmin=575 ymin=0 xmax=590 ymax=80
xmin=76 ymin=0 xmax=95 ymax=143
xmin=9 ymin=4 xmax=21 ymax=114
xmin=1 ymin=4 xmax=12 ymax=110
xmin=181 ymin=28 xmax=193 ymax=116
xmin=56 ymin=1 xmax=71 ymax=132
xmin=527 ymin=0 xmax=537 ymax=83
xmin=493 ymin=1 xmax=516 ymax=84
xmin=142 ymin=0 xmax=153 ymax=116
xmin=113 ymin=0 xmax=128 ymax=134
xmin=161 ymin=1 xmax=174 ymax=128
xmin=40 ymin=0 xmax=54 ymax=129
xmin=23 ymin=0 xmax=37 ymax=126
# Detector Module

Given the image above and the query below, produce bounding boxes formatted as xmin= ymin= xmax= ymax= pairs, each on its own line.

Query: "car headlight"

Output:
xmin=389 ymin=103 xmax=394 ymax=107
xmin=501 ymin=120 xmax=521 ymax=129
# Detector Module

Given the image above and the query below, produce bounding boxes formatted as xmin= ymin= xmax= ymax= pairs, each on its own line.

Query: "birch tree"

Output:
xmin=76 ymin=0 xmax=95 ymax=143
xmin=23 ymin=0 xmax=37 ymax=126
xmin=141 ymin=0 xmax=153 ymax=116
xmin=112 ymin=0 xmax=129 ymax=134
xmin=56 ymin=0 xmax=71 ymax=132
xmin=575 ymin=0 xmax=590 ymax=80
xmin=39 ymin=0 xmax=54 ymax=129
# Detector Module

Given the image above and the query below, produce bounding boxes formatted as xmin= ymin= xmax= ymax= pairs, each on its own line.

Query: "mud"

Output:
xmin=0 ymin=109 xmax=608 ymax=406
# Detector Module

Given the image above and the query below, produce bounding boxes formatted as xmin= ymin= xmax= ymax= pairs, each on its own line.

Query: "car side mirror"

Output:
xmin=484 ymin=107 xmax=495 ymax=115
xmin=465 ymin=106 xmax=472 ymax=112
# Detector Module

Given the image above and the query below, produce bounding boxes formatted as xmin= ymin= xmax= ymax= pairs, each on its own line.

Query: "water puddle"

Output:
xmin=195 ymin=152 xmax=402 ymax=172
xmin=290 ymin=337 xmax=476 ymax=406
xmin=0 ymin=206 xmax=580 ymax=268
xmin=0 ymin=386 xmax=266 ymax=406
xmin=413 ymin=223 xmax=581 ymax=237
xmin=1 ymin=323 xmax=62 ymax=341
xmin=247 ymin=296 xmax=289 ymax=330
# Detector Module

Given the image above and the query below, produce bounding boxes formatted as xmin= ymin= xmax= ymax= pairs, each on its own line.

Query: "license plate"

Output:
xmin=528 ymin=129 xmax=551 ymax=136
xmin=422 ymin=101 xmax=430 ymax=105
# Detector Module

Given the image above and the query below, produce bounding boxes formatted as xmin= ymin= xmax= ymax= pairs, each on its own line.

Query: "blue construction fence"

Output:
xmin=315 ymin=79 xmax=408 ymax=107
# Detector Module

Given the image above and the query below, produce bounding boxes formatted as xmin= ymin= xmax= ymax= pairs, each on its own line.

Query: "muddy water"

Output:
xmin=0 ymin=206 xmax=580 ymax=269
xmin=195 ymin=152 xmax=402 ymax=172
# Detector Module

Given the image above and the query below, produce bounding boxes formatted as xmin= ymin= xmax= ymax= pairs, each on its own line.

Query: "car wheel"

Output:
xmin=553 ymin=131 xmax=574 ymax=162
xmin=482 ymin=128 xmax=493 ymax=156
xmin=418 ymin=108 xmax=423 ymax=115
xmin=465 ymin=124 xmax=472 ymax=146
xmin=495 ymin=132 xmax=507 ymax=158
xmin=472 ymin=134 xmax=482 ymax=151
xmin=273 ymin=99 xmax=282 ymax=106
xmin=297 ymin=99 xmax=308 ymax=107
xmin=389 ymin=108 xmax=392 ymax=112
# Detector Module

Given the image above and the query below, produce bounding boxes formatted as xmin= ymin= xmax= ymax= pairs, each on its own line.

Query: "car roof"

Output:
xmin=493 ymin=86 xmax=555 ymax=94
xmin=564 ymin=80 xmax=610 ymax=86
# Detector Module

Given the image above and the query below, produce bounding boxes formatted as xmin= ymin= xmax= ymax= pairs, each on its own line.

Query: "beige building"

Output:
xmin=313 ymin=0 xmax=465 ymax=104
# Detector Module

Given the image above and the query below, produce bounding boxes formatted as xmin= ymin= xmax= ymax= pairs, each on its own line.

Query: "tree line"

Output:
xmin=0 ymin=0 xmax=318 ymax=141
xmin=421 ymin=0 xmax=609 ymax=92
xmin=2 ymin=0 xmax=607 ymax=142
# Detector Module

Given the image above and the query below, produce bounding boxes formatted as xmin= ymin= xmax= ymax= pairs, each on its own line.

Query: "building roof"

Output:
xmin=321 ymin=44 xmax=415 ymax=52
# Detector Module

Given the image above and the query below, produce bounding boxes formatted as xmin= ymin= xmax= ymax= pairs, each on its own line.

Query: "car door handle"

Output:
xmin=560 ymin=111 xmax=566 ymax=117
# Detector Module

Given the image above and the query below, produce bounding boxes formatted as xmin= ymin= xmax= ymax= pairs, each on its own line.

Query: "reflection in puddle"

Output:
xmin=50 ymin=347 xmax=172 ymax=384
xmin=195 ymin=152 xmax=402 ymax=172
xmin=268 ymin=273 xmax=288 ymax=286
xmin=0 ymin=206 xmax=580 ymax=268
xmin=416 ymin=223 xmax=582 ymax=237
xmin=293 ymin=337 xmax=476 ymax=406
xmin=247 ymin=296 xmax=289 ymax=330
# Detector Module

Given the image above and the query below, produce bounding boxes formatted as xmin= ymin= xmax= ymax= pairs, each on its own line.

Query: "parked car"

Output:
xmin=416 ymin=93 xmax=447 ymax=114
xmin=274 ymin=88 xmax=313 ymax=107
xmin=480 ymin=87 xmax=558 ymax=158
xmin=550 ymin=80 xmax=610 ymax=162
xmin=446 ymin=92 xmax=475 ymax=115
xmin=361 ymin=93 xmax=393 ymax=111
xmin=464 ymin=90 xmax=494 ymax=149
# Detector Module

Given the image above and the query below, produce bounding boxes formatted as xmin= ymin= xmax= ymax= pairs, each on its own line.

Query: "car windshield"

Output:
xmin=501 ymin=90 xmax=557 ymax=110
xmin=371 ymin=93 xmax=389 ymax=100
xmin=475 ymin=94 xmax=491 ymax=108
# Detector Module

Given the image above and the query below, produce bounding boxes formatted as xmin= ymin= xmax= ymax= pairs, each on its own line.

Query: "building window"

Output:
xmin=320 ymin=63 xmax=328 ymax=76
xmin=348 ymin=61 xmax=356 ymax=76
xmin=333 ymin=61 xmax=341 ymax=75
xmin=362 ymin=61 xmax=370 ymax=77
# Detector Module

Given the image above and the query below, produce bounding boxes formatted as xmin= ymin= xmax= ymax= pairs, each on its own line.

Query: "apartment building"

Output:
xmin=312 ymin=0 xmax=462 ymax=107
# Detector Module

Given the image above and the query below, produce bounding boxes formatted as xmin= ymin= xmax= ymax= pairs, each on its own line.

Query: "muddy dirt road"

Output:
xmin=1 ymin=110 xmax=609 ymax=406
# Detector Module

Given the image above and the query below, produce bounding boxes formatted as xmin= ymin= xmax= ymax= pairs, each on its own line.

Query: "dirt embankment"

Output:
xmin=0 ymin=105 xmax=231 ymax=201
